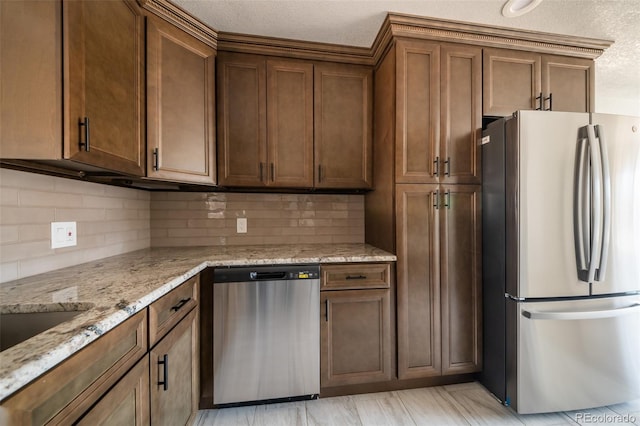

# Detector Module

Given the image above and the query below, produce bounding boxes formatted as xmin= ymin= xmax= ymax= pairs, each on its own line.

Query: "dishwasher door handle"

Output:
xmin=250 ymin=271 xmax=287 ymax=280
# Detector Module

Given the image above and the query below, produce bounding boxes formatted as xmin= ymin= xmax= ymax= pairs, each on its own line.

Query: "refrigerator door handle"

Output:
xmin=522 ymin=302 xmax=640 ymax=321
xmin=586 ymin=125 xmax=604 ymax=284
xmin=573 ymin=137 xmax=589 ymax=274
xmin=594 ymin=125 xmax=611 ymax=282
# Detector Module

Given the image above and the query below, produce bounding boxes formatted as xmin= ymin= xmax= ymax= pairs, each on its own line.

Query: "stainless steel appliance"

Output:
xmin=213 ymin=264 xmax=320 ymax=405
xmin=481 ymin=110 xmax=640 ymax=414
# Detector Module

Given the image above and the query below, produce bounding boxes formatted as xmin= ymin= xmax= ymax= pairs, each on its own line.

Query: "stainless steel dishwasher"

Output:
xmin=213 ymin=264 xmax=320 ymax=406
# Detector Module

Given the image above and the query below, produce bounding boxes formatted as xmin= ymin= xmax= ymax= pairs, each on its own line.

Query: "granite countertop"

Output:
xmin=0 ymin=243 xmax=395 ymax=402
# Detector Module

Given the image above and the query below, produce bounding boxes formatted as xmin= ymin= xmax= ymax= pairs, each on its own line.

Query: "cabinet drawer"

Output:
xmin=1 ymin=309 xmax=147 ymax=426
xmin=149 ymin=275 xmax=198 ymax=347
xmin=321 ymin=263 xmax=391 ymax=290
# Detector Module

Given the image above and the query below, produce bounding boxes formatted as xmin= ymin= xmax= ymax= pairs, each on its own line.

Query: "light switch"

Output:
xmin=51 ymin=221 xmax=77 ymax=248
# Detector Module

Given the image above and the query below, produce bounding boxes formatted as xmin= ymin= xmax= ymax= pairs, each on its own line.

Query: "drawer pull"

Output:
xmin=346 ymin=275 xmax=367 ymax=280
xmin=171 ymin=298 xmax=191 ymax=312
xmin=158 ymin=354 xmax=168 ymax=391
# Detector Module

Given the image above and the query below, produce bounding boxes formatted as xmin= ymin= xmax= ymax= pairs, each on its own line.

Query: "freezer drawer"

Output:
xmin=509 ymin=295 xmax=640 ymax=414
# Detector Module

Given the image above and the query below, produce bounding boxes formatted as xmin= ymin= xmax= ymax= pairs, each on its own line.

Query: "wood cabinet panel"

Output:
xmin=440 ymin=185 xmax=482 ymax=375
xmin=483 ymin=48 xmax=541 ymax=116
xmin=217 ymin=52 xmax=267 ymax=186
xmin=0 ymin=0 xmax=61 ymax=159
xmin=321 ymin=289 xmax=392 ymax=387
xmin=395 ymin=40 xmax=440 ymax=183
xmin=149 ymin=275 xmax=198 ymax=347
xmin=64 ymin=0 xmax=145 ymax=175
xmin=76 ymin=356 xmax=150 ymax=426
xmin=267 ymin=59 xmax=314 ymax=187
xmin=146 ymin=16 xmax=216 ymax=184
xmin=396 ymin=184 xmax=441 ymax=379
xmin=150 ymin=307 xmax=199 ymax=426
xmin=321 ymin=263 xmax=391 ymax=291
xmin=314 ymin=63 xmax=373 ymax=189
xmin=542 ymin=55 xmax=594 ymax=113
xmin=440 ymin=44 xmax=482 ymax=184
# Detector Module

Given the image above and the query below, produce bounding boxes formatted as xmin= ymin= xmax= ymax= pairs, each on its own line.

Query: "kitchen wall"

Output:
xmin=150 ymin=192 xmax=365 ymax=246
xmin=0 ymin=169 xmax=150 ymax=284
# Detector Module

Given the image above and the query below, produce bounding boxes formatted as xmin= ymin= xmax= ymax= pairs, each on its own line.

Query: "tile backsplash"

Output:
xmin=0 ymin=169 xmax=150 ymax=283
xmin=150 ymin=192 xmax=364 ymax=247
xmin=0 ymin=168 xmax=366 ymax=283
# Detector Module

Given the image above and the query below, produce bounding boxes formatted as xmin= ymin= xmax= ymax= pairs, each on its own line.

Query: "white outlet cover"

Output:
xmin=236 ymin=217 xmax=247 ymax=233
xmin=51 ymin=221 xmax=77 ymax=249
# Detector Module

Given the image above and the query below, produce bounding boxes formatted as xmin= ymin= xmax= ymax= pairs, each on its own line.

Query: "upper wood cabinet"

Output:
xmin=146 ymin=16 xmax=216 ymax=185
xmin=395 ymin=40 xmax=482 ymax=185
xmin=483 ymin=48 xmax=594 ymax=116
xmin=217 ymin=52 xmax=314 ymax=188
xmin=314 ymin=63 xmax=373 ymax=189
xmin=1 ymin=0 xmax=145 ymax=175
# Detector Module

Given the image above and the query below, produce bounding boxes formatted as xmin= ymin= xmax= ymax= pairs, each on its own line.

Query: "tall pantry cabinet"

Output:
xmin=366 ymin=38 xmax=482 ymax=380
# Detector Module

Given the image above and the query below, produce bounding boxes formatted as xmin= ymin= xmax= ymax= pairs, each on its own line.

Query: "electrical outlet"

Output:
xmin=51 ymin=221 xmax=77 ymax=248
xmin=236 ymin=217 xmax=247 ymax=234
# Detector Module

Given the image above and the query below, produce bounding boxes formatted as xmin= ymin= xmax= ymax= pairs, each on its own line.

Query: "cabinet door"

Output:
xmin=440 ymin=44 xmax=482 ymax=184
xmin=217 ymin=52 xmax=267 ymax=187
xmin=542 ymin=55 xmax=594 ymax=113
xmin=150 ymin=307 xmax=198 ymax=426
xmin=396 ymin=184 xmax=441 ymax=379
xmin=440 ymin=185 xmax=481 ymax=375
xmin=267 ymin=59 xmax=314 ymax=188
xmin=320 ymin=289 xmax=391 ymax=388
xmin=0 ymin=0 xmax=62 ymax=159
xmin=395 ymin=40 xmax=440 ymax=184
xmin=64 ymin=0 xmax=145 ymax=175
xmin=314 ymin=63 xmax=373 ymax=189
xmin=146 ymin=16 xmax=216 ymax=185
xmin=483 ymin=48 xmax=541 ymax=116
xmin=76 ymin=356 xmax=150 ymax=425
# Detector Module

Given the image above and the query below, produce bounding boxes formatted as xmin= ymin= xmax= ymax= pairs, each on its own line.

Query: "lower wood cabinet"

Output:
xmin=149 ymin=307 xmax=199 ymax=426
xmin=396 ymin=184 xmax=481 ymax=379
xmin=320 ymin=263 xmax=392 ymax=389
xmin=76 ymin=356 xmax=150 ymax=425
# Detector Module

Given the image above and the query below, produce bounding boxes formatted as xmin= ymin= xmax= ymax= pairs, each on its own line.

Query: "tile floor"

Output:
xmin=195 ymin=382 xmax=640 ymax=425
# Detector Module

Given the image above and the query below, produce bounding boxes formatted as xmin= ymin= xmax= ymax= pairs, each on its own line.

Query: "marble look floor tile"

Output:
xmin=253 ymin=401 xmax=308 ymax=426
xmin=514 ymin=411 xmax=576 ymax=426
xmin=354 ymin=395 xmax=416 ymax=426
xmin=444 ymin=387 xmax=523 ymax=426
xmin=305 ymin=396 xmax=361 ymax=426
xmin=196 ymin=406 xmax=256 ymax=426
xmin=396 ymin=387 xmax=470 ymax=425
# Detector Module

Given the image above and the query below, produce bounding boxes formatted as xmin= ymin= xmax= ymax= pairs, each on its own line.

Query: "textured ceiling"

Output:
xmin=172 ymin=0 xmax=640 ymax=115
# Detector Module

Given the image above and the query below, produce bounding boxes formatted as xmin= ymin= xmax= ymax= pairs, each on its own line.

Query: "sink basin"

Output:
xmin=0 ymin=309 xmax=89 ymax=352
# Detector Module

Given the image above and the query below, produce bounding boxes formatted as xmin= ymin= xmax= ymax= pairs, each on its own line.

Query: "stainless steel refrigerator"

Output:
xmin=480 ymin=110 xmax=640 ymax=414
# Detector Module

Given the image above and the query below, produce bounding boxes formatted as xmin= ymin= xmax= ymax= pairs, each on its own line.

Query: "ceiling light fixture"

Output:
xmin=501 ymin=0 xmax=543 ymax=17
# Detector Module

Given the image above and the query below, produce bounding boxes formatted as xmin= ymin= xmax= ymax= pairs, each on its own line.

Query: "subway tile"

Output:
xmin=0 ymin=206 xmax=55 ymax=225
xmin=150 ymin=200 xmax=191 ymax=210
xmin=186 ymin=219 xmax=226 ymax=229
xmin=0 ymin=169 xmax=55 ymax=191
xmin=53 ymin=177 xmax=106 ymax=196
xmin=103 ymin=184 xmax=141 ymax=199
xmin=1 ymin=188 xmax=19 ymax=206
xmin=83 ymin=194 xmax=126 ymax=209
xmin=151 ymin=219 xmax=189 ymax=229
xmin=19 ymin=189 xmax=83 ymax=208
xmin=0 ymin=225 xmax=20 ymax=244
xmin=18 ymin=224 xmax=49 ymax=243
xmin=55 ymin=207 xmax=106 ymax=222
xmin=0 ymin=262 xmax=19 ymax=283
xmin=105 ymin=208 xmax=140 ymax=221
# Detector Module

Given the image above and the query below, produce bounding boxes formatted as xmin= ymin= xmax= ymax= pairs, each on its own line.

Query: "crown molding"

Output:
xmin=139 ymin=2 xmax=612 ymax=66
xmin=371 ymin=12 xmax=612 ymax=64
xmin=217 ymin=32 xmax=372 ymax=65
xmin=138 ymin=0 xmax=218 ymax=48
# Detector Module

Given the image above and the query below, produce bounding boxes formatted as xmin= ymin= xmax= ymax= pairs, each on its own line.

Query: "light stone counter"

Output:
xmin=0 ymin=244 xmax=395 ymax=402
